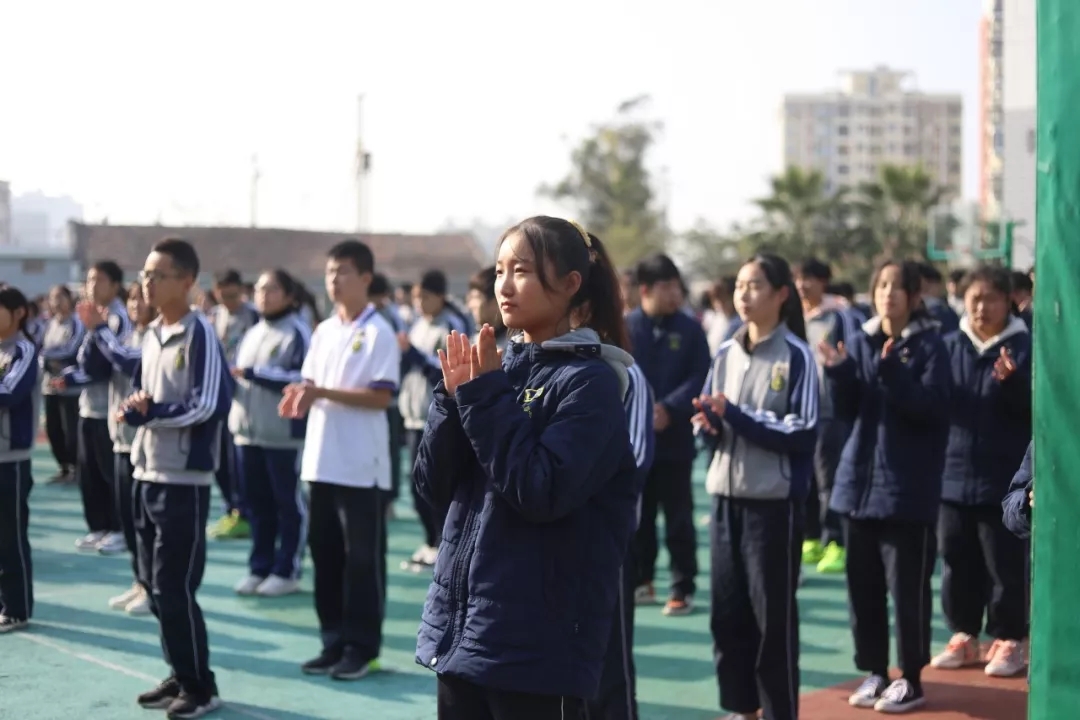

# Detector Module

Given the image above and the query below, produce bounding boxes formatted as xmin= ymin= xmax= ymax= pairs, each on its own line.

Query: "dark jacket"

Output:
xmin=926 ymin=297 xmax=961 ymax=334
xmin=942 ymin=316 xmax=1032 ymax=506
xmin=0 ymin=335 xmax=39 ymax=463
xmin=827 ymin=315 xmax=951 ymax=525
xmin=625 ymin=307 xmax=711 ymax=463
xmin=413 ymin=328 xmax=639 ymax=699
xmin=1002 ymin=441 xmax=1033 ymax=539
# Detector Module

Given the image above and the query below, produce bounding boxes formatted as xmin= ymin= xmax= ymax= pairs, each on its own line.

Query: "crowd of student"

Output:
xmin=0 ymin=216 xmax=1037 ymax=720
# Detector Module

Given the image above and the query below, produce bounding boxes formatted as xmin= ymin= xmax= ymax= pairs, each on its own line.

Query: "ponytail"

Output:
xmin=0 ymin=285 xmax=31 ymax=341
xmin=746 ymin=253 xmax=806 ymax=341
xmin=574 ymin=233 xmax=630 ymax=351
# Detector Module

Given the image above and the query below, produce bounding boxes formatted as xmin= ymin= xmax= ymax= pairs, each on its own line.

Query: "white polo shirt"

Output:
xmin=300 ymin=305 xmax=401 ymax=489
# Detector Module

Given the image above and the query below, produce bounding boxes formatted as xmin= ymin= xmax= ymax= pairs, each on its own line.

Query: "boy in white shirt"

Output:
xmin=279 ymin=240 xmax=400 ymax=680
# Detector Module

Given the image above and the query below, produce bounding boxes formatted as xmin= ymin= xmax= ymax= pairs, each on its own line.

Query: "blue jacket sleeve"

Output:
xmin=0 ymin=340 xmax=38 ymax=408
xmin=722 ymin=340 xmax=819 ymax=454
xmin=625 ymin=365 xmax=655 ymax=479
xmin=660 ymin=322 xmax=712 ymax=421
xmin=401 ymin=345 xmax=444 ymax=386
xmin=413 ymin=384 xmax=474 ymax=512
xmin=456 ymin=362 xmax=627 ymax=523
xmin=1002 ymin=441 xmax=1034 ymax=539
xmin=144 ymin=320 xmax=228 ymax=428
xmin=877 ymin=334 xmax=951 ymax=424
xmin=245 ymin=323 xmax=310 ymax=392
xmin=93 ymin=325 xmax=142 ymax=378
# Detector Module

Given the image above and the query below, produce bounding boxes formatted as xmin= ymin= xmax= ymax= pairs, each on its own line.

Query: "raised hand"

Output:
xmin=77 ymin=301 xmax=105 ymax=329
xmin=469 ymin=324 xmax=502 ymax=381
xmin=691 ymin=395 xmax=719 ymax=435
xmin=992 ymin=346 xmax=1018 ymax=382
xmin=438 ymin=330 xmax=472 ymax=393
xmin=818 ymin=340 xmax=848 ymax=367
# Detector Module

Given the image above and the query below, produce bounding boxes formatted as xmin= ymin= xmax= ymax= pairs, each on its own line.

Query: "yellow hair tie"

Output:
xmin=568 ymin=220 xmax=592 ymax=247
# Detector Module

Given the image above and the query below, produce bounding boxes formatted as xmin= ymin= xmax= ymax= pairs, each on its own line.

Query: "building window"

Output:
xmin=837 ymin=125 xmax=849 ymax=136
xmin=21 ymin=259 xmax=45 ymax=274
xmin=837 ymin=145 xmax=849 ymax=156
xmin=837 ymin=105 xmax=850 ymax=117
xmin=1026 ymin=129 xmax=1036 ymax=153
xmin=837 ymin=164 xmax=849 ymax=175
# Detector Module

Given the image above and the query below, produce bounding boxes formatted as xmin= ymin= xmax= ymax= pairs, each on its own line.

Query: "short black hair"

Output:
xmin=468 ymin=266 xmax=497 ymax=301
xmin=420 ymin=269 xmax=448 ymax=297
xmin=215 ymin=269 xmax=243 ymax=287
xmin=1011 ymin=270 xmax=1034 ymax=294
xmin=917 ymin=262 xmax=943 ymax=284
xmin=369 ymin=273 xmax=391 ymax=297
xmin=634 ymin=254 xmax=682 ymax=288
xmin=328 ymin=239 xmax=374 ymax=275
xmin=91 ymin=260 xmax=123 ymax=285
xmin=948 ymin=268 xmax=967 ymax=285
xmin=152 ymin=237 xmax=200 ymax=278
xmin=797 ymin=257 xmax=831 ymax=282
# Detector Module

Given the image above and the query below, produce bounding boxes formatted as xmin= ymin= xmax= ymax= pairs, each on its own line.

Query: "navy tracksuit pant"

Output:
xmin=114 ymin=453 xmax=138 ymax=577
xmin=239 ymin=445 xmax=307 ymax=580
xmin=710 ymin=497 xmax=802 ymax=720
xmin=588 ymin=542 xmax=639 ymax=720
xmin=308 ymin=483 xmax=386 ymax=659
xmin=636 ymin=458 xmax=698 ymax=598
xmin=0 ymin=460 xmax=33 ymax=621
xmin=844 ymin=518 xmax=936 ymax=682
xmin=134 ymin=481 xmax=216 ymax=695
xmin=805 ymin=419 xmax=849 ymax=547
xmin=215 ymin=425 xmax=246 ymax=518
xmin=938 ymin=502 xmax=1029 ymax=641
xmin=78 ymin=417 xmax=118 ymax=533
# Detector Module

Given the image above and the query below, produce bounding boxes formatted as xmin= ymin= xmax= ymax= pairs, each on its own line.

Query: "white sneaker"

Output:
xmin=418 ymin=545 xmax=438 ymax=565
xmin=255 ymin=575 xmax=300 ymax=597
xmin=96 ymin=532 xmax=128 ymax=555
xmin=984 ymin=639 xmax=1027 ymax=677
xmin=873 ymin=678 xmax=926 ymax=713
xmin=931 ymin=632 xmax=982 ymax=669
xmin=108 ymin=584 xmax=141 ymax=610
xmin=125 ymin=586 xmax=151 ymax=616
xmin=234 ymin=575 xmax=265 ymax=595
xmin=848 ymin=674 xmax=888 ymax=708
xmin=75 ymin=531 xmax=107 ymax=551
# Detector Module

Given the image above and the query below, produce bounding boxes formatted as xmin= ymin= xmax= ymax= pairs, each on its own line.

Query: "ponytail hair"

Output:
xmin=745 ymin=253 xmax=806 ymax=341
xmin=0 ymin=285 xmax=31 ymax=341
xmin=496 ymin=216 xmax=629 ymax=351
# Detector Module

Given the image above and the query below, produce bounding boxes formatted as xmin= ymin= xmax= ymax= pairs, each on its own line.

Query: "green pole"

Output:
xmin=1032 ymin=1 xmax=1080 ymax=716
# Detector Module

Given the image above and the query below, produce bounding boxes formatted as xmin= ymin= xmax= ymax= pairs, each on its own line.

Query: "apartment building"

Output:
xmin=783 ymin=66 xmax=963 ymax=194
xmin=1002 ymin=0 xmax=1036 ymax=270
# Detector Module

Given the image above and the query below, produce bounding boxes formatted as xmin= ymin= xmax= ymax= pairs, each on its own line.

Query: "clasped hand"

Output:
xmin=438 ymin=325 xmax=502 ymax=394
xmin=691 ymin=393 xmax=727 ymax=435
xmin=115 ymin=390 xmax=151 ymax=423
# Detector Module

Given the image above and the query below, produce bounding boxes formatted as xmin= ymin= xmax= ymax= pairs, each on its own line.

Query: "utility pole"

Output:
xmin=250 ymin=154 xmax=261 ymax=228
xmin=355 ymin=94 xmax=371 ymax=233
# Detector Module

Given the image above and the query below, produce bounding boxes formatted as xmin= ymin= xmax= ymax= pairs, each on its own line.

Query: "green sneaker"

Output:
xmin=801 ymin=539 xmax=824 ymax=565
xmin=816 ymin=542 xmax=846 ymax=573
xmin=208 ymin=511 xmax=251 ymax=540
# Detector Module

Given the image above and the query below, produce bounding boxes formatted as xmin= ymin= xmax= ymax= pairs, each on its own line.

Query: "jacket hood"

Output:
xmin=960 ymin=314 xmax=1028 ymax=355
xmin=862 ymin=314 xmax=939 ymax=339
xmin=805 ymin=294 xmax=848 ymax=321
xmin=525 ymin=328 xmax=635 ymax=399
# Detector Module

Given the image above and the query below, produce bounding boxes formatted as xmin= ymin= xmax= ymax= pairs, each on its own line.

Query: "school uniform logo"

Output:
xmin=522 ymin=386 xmax=545 ymax=416
xmin=668 ymin=333 xmax=682 ymax=352
xmin=898 ymin=347 xmax=912 ymax=364
xmin=0 ymin=361 xmax=7 ymax=381
xmin=351 ymin=332 xmax=364 ymax=353
xmin=769 ymin=363 xmax=788 ymax=392
xmin=269 ymin=344 xmax=280 ymax=360
xmin=175 ymin=351 xmax=186 ymax=370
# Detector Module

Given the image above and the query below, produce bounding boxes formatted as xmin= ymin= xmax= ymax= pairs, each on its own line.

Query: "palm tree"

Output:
xmin=851 ymin=165 xmax=948 ymax=260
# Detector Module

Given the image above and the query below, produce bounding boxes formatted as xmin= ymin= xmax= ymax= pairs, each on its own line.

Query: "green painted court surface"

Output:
xmin=1 ymin=447 xmax=953 ymax=719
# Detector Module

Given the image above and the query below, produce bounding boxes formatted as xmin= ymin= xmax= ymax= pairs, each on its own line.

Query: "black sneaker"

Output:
xmin=329 ymin=646 xmax=377 ymax=681
xmin=137 ymin=676 xmax=182 ymax=709
xmin=301 ymin=647 xmax=343 ymax=675
xmin=165 ymin=689 xmax=223 ymax=719
xmin=0 ymin=615 xmax=28 ymax=633
xmin=873 ymin=678 xmax=926 ymax=714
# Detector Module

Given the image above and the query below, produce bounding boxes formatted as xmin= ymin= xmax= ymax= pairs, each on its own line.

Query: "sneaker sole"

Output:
xmin=661 ymin=607 xmax=693 ymax=617
xmin=848 ymin=696 xmax=880 ymax=708
xmin=874 ymin=698 xmax=927 ymax=713
xmin=0 ymin=622 xmax=29 ymax=634
xmin=301 ymin=665 xmax=335 ymax=676
xmin=330 ymin=667 xmax=372 ymax=681
xmin=166 ymin=696 xmax=222 ymax=719
xmin=139 ymin=698 xmax=177 ymax=710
